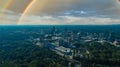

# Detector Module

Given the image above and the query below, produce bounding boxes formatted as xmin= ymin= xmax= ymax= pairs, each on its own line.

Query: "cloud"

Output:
xmin=1 ymin=13 xmax=120 ymax=25
xmin=36 ymin=0 xmax=119 ymax=16
xmin=0 ymin=8 xmax=15 ymax=15
xmin=0 ymin=7 xmax=120 ymax=25
xmin=0 ymin=15 xmax=19 ymax=25
xmin=18 ymin=15 xmax=120 ymax=25
xmin=64 ymin=10 xmax=87 ymax=15
xmin=0 ymin=9 xmax=19 ymax=25
xmin=4 ymin=0 xmax=119 ymax=17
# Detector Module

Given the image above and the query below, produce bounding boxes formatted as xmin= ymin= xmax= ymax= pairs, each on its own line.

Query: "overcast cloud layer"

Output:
xmin=0 ymin=0 xmax=120 ymax=25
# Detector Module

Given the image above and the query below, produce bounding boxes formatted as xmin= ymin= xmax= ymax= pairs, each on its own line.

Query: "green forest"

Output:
xmin=74 ymin=42 xmax=120 ymax=67
xmin=0 ymin=41 xmax=67 ymax=67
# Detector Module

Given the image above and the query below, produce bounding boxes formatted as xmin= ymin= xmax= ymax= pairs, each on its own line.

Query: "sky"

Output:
xmin=0 ymin=0 xmax=120 ymax=25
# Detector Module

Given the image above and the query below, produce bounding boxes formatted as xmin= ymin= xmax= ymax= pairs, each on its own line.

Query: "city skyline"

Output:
xmin=0 ymin=0 xmax=120 ymax=25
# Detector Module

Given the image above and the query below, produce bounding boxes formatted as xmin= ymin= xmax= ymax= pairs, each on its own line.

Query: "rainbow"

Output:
xmin=0 ymin=0 xmax=13 ymax=17
xmin=22 ymin=0 xmax=35 ymax=15
xmin=17 ymin=0 xmax=47 ymax=24
xmin=17 ymin=0 xmax=35 ymax=24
